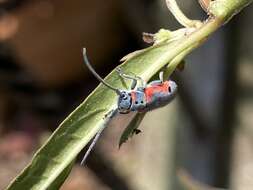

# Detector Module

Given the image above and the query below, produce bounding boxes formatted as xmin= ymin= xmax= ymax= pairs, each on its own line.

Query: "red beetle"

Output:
xmin=81 ymin=48 xmax=177 ymax=165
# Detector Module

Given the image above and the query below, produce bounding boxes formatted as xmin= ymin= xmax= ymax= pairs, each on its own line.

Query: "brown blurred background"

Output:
xmin=0 ymin=0 xmax=252 ymax=189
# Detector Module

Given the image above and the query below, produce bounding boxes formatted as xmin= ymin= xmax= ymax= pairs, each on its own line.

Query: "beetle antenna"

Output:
xmin=80 ymin=125 xmax=105 ymax=165
xmin=83 ymin=48 xmax=120 ymax=94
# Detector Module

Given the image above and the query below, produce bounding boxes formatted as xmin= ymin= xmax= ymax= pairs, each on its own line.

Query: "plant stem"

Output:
xmin=165 ymin=0 xmax=202 ymax=28
xmin=142 ymin=17 xmax=221 ymax=80
xmin=209 ymin=0 xmax=253 ymax=22
xmin=144 ymin=0 xmax=252 ymax=80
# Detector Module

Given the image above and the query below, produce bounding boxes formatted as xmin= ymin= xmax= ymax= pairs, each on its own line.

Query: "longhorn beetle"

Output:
xmin=81 ymin=48 xmax=177 ymax=165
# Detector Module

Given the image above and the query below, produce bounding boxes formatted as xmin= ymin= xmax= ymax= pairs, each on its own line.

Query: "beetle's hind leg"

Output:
xmin=116 ymin=68 xmax=146 ymax=89
xmin=148 ymin=70 xmax=165 ymax=86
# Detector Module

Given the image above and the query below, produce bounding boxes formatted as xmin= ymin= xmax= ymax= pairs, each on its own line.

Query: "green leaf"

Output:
xmin=119 ymin=112 xmax=146 ymax=148
xmin=7 ymin=41 xmax=180 ymax=190
xmin=47 ymin=160 xmax=75 ymax=190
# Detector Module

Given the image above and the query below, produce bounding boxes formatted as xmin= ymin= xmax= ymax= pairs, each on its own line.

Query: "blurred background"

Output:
xmin=0 ymin=0 xmax=252 ymax=189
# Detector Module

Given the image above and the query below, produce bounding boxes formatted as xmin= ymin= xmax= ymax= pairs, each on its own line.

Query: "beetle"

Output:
xmin=81 ymin=48 xmax=177 ymax=165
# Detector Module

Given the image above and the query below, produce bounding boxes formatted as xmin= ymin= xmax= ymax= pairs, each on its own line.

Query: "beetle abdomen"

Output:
xmin=142 ymin=81 xmax=176 ymax=111
xmin=129 ymin=80 xmax=177 ymax=112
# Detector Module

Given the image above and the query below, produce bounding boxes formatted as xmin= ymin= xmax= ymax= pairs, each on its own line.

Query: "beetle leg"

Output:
xmin=80 ymin=125 xmax=105 ymax=165
xmin=116 ymin=68 xmax=146 ymax=89
xmin=130 ymin=79 xmax=137 ymax=90
xmin=159 ymin=71 xmax=164 ymax=82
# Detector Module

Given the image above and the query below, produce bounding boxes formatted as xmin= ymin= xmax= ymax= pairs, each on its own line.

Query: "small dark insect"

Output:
xmin=133 ymin=129 xmax=142 ymax=135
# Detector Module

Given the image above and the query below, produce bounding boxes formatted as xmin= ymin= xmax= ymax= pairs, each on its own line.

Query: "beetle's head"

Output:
xmin=118 ymin=91 xmax=132 ymax=114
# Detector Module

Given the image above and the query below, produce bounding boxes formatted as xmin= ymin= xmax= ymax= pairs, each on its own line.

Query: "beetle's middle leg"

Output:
xmin=116 ymin=68 xmax=146 ymax=89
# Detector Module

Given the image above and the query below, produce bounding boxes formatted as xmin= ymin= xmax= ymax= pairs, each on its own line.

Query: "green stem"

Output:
xmin=163 ymin=42 xmax=200 ymax=79
xmin=144 ymin=0 xmax=252 ymax=80
xmin=142 ymin=17 xmax=221 ymax=80
xmin=209 ymin=0 xmax=253 ymax=22
xmin=148 ymin=0 xmax=252 ymax=79
xmin=165 ymin=0 xmax=202 ymax=28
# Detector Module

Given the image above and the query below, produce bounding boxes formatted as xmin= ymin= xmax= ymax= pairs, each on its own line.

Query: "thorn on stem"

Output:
xmin=142 ymin=32 xmax=155 ymax=44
